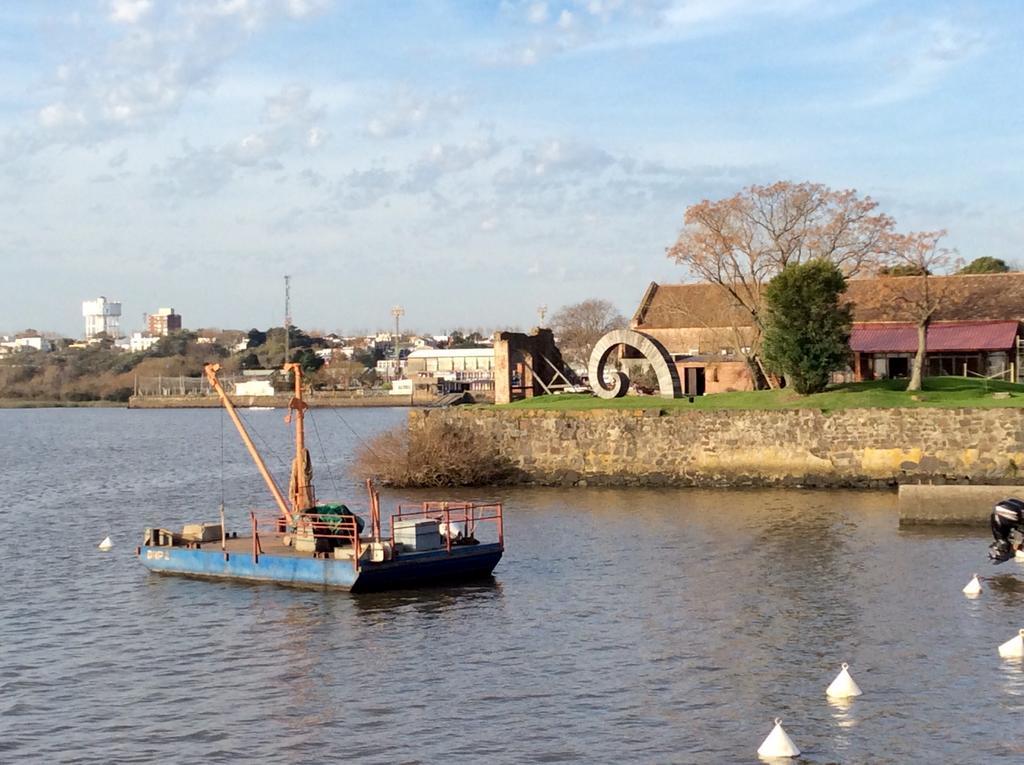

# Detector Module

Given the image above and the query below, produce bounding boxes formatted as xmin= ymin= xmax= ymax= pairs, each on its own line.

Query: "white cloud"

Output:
xmin=38 ymin=103 xmax=85 ymax=129
xmin=859 ymin=17 xmax=985 ymax=106
xmin=150 ymin=81 xmax=327 ymax=197
xmin=334 ymin=166 xmax=401 ymax=209
xmin=153 ymin=143 xmax=237 ymax=198
xmin=404 ymin=135 xmax=503 ymax=192
xmin=285 ymin=0 xmax=332 ymax=18
xmin=365 ymin=88 xmax=464 ymax=138
xmin=519 ymin=139 xmax=615 ymax=178
xmin=306 ymin=126 xmax=327 ymax=148
xmin=21 ymin=1 xmax=334 ymax=150
xmin=109 ymin=0 xmax=153 ymax=24
xmin=527 ymin=2 xmax=549 ymax=24
xmin=485 ymin=0 xmax=860 ymax=65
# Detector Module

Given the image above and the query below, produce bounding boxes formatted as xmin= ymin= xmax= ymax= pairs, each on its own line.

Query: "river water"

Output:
xmin=1 ymin=407 xmax=1022 ymax=764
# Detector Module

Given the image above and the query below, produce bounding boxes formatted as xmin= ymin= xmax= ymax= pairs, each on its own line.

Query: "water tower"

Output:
xmin=82 ymin=296 xmax=122 ymax=339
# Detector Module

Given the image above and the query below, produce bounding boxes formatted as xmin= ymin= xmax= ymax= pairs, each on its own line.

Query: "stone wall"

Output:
xmin=411 ymin=407 xmax=1024 ymax=487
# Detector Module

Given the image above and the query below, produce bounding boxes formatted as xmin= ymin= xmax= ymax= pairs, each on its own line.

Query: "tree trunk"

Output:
xmin=747 ymin=356 xmax=769 ymax=389
xmin=907 ymin=320 xmax=927 ymax=391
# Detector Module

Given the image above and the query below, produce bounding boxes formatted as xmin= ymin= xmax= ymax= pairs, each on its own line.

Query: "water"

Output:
xmin=1 ymin=408 xmax=1023 ymax=764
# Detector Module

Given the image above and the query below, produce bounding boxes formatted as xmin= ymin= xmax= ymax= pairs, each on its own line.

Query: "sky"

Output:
xmin=1 ymin=0 xmax=1022 ymax=337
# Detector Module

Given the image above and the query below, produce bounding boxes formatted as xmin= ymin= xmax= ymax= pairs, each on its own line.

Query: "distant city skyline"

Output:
xmin=2 ymin=1 xmax=1022 ymax=336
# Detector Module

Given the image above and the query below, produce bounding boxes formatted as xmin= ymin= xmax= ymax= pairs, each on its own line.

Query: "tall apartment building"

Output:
xmin=147 ymin=307 xmax=182 ymax=336
xmin=82 ymin=296 xmax=121 ymax=339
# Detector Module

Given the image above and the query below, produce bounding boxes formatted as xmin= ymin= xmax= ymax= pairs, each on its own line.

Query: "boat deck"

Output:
xmin=177 ymin=534 xmax=361 ymax=560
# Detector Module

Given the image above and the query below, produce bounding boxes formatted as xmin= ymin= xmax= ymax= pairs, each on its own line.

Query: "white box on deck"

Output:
xmin=393 ymin=519 xmax=442 ymax=551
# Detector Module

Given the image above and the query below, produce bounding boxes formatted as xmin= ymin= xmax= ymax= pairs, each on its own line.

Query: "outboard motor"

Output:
xmin=990 ymin=498 xmax=1024 ymax=563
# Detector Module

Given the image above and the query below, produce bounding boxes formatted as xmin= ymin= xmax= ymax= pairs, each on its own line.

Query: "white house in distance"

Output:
xmin=404 ymin=347 xmax=496 ymax=396
xmin=127 ymin=332 xmax=160 ymax=352
xmin=0 ymin=332 xmax=52 ymax=354
xmin=234 ymin=379 xmax=275 ymax=396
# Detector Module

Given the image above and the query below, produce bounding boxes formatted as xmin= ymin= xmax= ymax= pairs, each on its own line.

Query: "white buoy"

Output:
xmin=962 ymin=574 xmax=983 ymax=596
xmin=1015 ymin=548 xmax=1024 ymax=562
xmin=823 ymin=663 xmax=864 ymax=700
xmin=98 ymin=536 xmax=113 ymax=551
xmin=826 ymin=662 xmax=863 ymax=698
xmin=999 ymin=629 xmax=1024 ymax=658
xmin=757 ymin=718 xmax=800 ymax=759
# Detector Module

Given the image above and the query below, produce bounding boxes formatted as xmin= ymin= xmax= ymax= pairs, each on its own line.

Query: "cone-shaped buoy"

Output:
xmin=826 ymin=662 xmax=862 ymax=698
xmin=757 ymin=718 xmax=800 ymax=759
xmin=98 ymin=536 xmax=113 ymax=551
xmin=999 ymin=629 xmax=1024 ymax=658
xmin=962 ymin=574 xmax=982 ymax=596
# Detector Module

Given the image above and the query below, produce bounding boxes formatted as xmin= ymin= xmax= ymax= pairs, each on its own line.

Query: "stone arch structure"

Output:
xmin=587 ymin=329 xmax=683 ymax=399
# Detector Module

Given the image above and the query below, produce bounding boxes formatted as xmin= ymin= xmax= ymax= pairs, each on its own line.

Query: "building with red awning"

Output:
xmin=630 ymin=272 xmax=1024 ymax=393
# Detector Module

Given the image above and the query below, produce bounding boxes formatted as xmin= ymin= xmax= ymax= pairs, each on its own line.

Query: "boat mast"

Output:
xmin=283 ymin=362 xmax=315 ymax=513
xmin=203 ymin=363 xmax=293 ymax=525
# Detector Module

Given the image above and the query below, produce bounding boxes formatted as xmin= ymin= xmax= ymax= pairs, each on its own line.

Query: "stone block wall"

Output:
xmin=410 ymin=407 xmax=1024 ymax=487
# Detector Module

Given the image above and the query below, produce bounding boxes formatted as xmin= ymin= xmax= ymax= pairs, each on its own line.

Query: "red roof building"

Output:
xmin=631 ymin=273 xmax=1024 ymax=392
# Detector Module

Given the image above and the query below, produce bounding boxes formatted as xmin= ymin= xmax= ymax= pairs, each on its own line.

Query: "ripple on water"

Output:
xmin=0 ymin=409 xmax=1019 ymax=763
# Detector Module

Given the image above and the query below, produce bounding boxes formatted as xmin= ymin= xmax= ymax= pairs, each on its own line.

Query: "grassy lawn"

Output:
xmin=493 ymin=377 xmax=1024 ymax=412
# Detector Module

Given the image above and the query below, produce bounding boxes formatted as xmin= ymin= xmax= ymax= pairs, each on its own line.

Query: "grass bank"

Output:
xmin=494 ymin=377 xmax=1024 ymax=412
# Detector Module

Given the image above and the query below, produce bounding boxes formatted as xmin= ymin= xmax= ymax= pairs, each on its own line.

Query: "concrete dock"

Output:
xmin=898 ymin=484 xmax=1024 ymax=525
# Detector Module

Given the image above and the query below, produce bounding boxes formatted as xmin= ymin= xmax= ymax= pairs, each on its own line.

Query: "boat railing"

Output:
xmin=250 ymin=511 xmax=363 ymax=571
xmin=391 ymin=501 xmax=504 ymax=553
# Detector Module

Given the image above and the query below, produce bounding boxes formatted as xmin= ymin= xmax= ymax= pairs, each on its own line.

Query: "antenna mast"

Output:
xmin=391 ymin=305 xmax=405 ymax=379
xmin=284 ymin=274 xmax=291 ymax=365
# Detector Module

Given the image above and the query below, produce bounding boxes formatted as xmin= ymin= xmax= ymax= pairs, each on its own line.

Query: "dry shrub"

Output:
xmin=353 ymin=416 xmax=512 ymax=487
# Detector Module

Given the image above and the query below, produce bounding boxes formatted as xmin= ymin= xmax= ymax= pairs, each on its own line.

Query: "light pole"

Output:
xmin=537 ymin=305 xmax=547 ymax=326
xmin=284 ymin=275 xmax=292 ymax=366
xmin=391 ymin=305 xmax=404 ymax=380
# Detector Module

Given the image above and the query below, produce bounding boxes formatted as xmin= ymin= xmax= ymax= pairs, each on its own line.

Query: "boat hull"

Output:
xmin=138 ymin=543 xmax=503 ymax=592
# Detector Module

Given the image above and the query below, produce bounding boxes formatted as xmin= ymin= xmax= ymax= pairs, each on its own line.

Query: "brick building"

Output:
xmin=631 ymin=272 xmax=1024 ymax=394
xmin=147 ymin=307 xmax=182 ymax=336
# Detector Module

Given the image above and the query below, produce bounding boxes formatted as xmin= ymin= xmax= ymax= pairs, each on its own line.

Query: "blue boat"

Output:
xmin=137 ymin=362 xmax=504 ymax=592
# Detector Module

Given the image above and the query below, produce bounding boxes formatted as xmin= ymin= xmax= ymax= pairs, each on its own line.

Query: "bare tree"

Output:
xmin=880 ymin=231 xmax=955 ymax=391
xmin=550 ymin=299 xmax=626 ymax=366
xmin=666 ymin=181 xmax=898 ymax=387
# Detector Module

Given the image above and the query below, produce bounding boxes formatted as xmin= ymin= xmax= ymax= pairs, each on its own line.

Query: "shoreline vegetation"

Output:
xmin=353 ymin=415 xmax=512 ymax=487
xmin=493 ymin=377 xmax=1024 ymax=412
xmin=0 ymin=399 xmax=124 ymax=409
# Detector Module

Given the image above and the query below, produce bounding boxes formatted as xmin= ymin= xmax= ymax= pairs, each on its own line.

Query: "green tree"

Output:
xmin=239 ymin=352 xmax=261 ymax=370
xmin=151 ymin=330 xmax=198 ymax=357
xmin=247 ymin=328 xmax=267 ymax=348
xmin=957 ymin=256 xmax=1010 ymax=274
xmin=294 ymin=347 xmax=324 ymax=375
xmin=761 ymin=260 xmax=852 ymax=394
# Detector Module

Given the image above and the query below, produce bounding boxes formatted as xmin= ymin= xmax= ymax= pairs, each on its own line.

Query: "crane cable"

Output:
xmin=326 ymin=405 xmax=384 ymax=461
xmin=308 ymin=408 xmax=341 ymax=498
